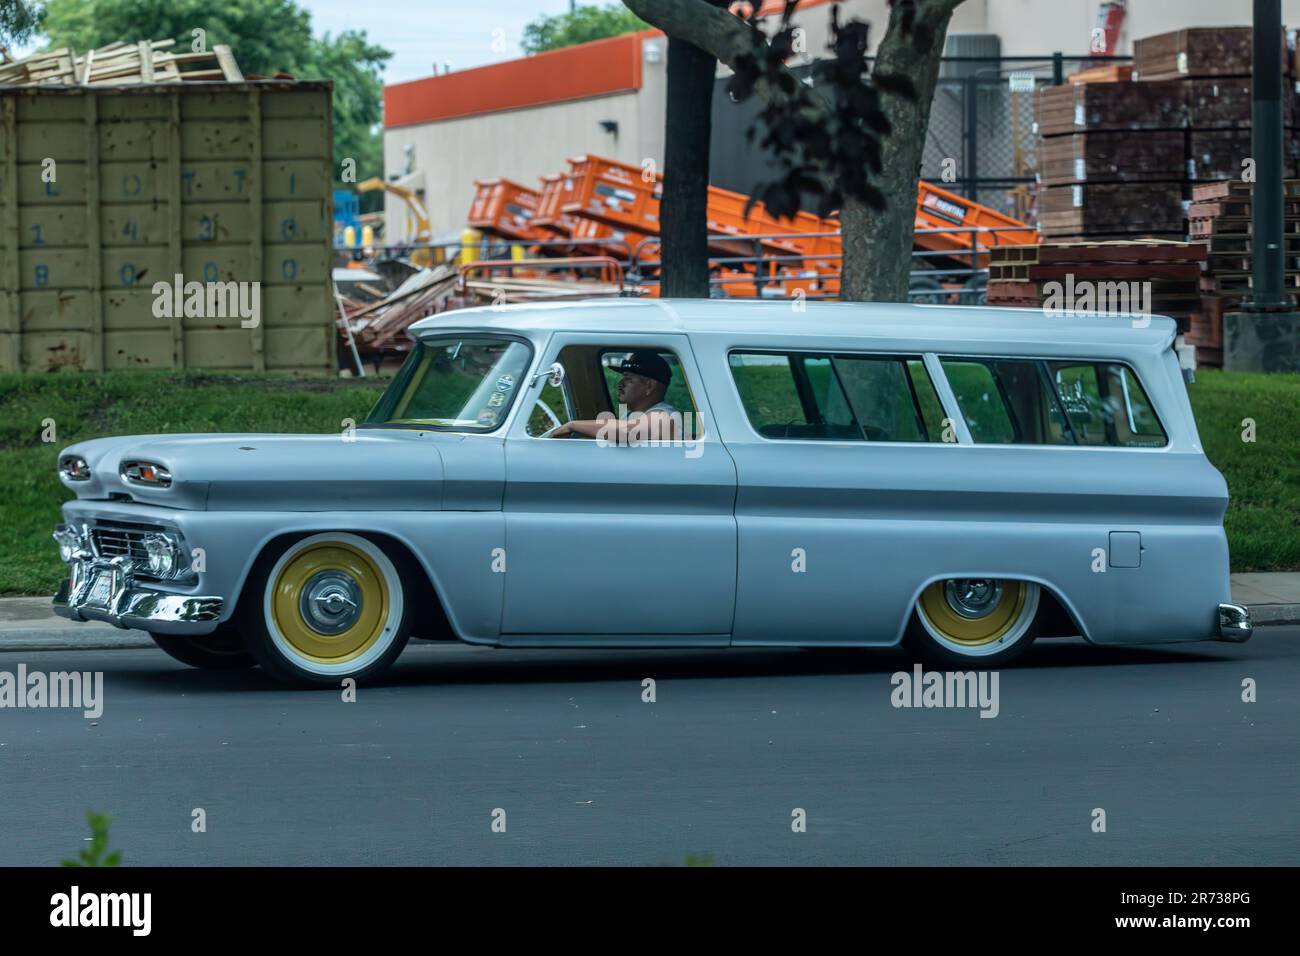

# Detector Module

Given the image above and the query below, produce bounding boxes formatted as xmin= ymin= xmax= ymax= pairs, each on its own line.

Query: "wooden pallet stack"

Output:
xmin=0 ymin=39 xmax=243 ymax=86
xmin=986 ymin=245 xmax=1043 ymax=308
xmin=1035 ymin=27 xmax=1300 ymax=242
xmin=987 ymin=240 xmax=1206 ymax=332
xmin=1186 ymin=179 xmax=1300 ymax=366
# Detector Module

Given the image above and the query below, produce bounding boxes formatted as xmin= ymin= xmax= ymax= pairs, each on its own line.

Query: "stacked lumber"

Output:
xmin=1035 ymin=81 xmax=1188 ymax=240
xmin=1037 ymin=80 xmax=1186 ymax=135
xmin=1186 ymin=179 xmax=1300 ymax=366
xmin=1035 ymin=27 xmax=1300 ymax=242
xmin=1038 ymin=130 xmax=1183 ymax=187
xmin=0 ymin=39 xmax=243 ymax=86
xmin=987 ymin=240 xmax=1206 ymax=330
xmin=1132 ymin=28 xmax=1261 ymax=80
xmin=1067 ymin=64 xmax=1134 ymax=85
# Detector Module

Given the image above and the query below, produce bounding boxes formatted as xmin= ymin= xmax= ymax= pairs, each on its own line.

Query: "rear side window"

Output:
xmin=941 ymin=357 xmax=1167 ymax=447
xmin=728 ymin=351 xmax=948 ymax=442
xmin=1047 ymin=361 xmax=1167 ymax=447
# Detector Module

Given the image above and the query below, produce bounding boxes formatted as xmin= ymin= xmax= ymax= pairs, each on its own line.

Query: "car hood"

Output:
xmin=58 ymin=431 xmax=445 ymax=511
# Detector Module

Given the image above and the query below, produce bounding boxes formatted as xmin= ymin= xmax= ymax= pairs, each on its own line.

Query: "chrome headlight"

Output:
xmin=121 ymin=460 xmax=172 ymax=488
xmin=142 ymin=533 xmax=182 ymax=577
xmin=59 ymin=456 xmax=91 ymax=481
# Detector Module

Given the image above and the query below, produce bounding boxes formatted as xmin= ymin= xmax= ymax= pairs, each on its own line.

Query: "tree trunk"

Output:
xmin=843 ymin=2 xmax=956 ymax=302
xmin=625 ymin=0 xmax=964 ymax=303
xmin=660 ymin=34 xmax=716 ymax=298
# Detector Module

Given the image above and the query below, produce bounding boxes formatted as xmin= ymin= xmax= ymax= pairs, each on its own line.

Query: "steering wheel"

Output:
xmin=538 ymin=403 xmax=563 ymax=430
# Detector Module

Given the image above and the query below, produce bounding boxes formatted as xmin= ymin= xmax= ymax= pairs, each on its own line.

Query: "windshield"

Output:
xmin=363 ymin=336 xmax=533 ymax=431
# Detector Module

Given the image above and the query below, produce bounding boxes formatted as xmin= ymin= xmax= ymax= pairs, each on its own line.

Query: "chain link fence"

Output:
xmin=712 ymin=54 xmax=1132 ymax=227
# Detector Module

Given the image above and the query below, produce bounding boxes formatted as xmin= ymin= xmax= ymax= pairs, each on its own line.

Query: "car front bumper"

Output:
xmin=52 ymin=555 xmax=224 ymax=636
xmin=1217 ymin=603 xmax=1253 ymax=643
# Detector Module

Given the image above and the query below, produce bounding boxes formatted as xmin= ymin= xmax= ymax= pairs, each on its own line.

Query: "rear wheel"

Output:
xmin=243 ymin=533 xmax=412 ymax=687
xmin=905 ymin=578 xmax=1040 ymax=666
xmin=151 ymin=624 xmax=255 ymax=670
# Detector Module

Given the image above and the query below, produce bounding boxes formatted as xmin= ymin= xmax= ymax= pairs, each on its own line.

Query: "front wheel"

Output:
xmin=151 ymin=624 xmax=255 ymax=670
xmin=243 ymin=533 xmax=412 ymax=687
xmin=905 ymin=578 xmax=1040 ymax=666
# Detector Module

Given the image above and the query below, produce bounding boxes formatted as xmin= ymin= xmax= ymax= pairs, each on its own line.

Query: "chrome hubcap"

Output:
xmin=943 ymin=579 xmax=1004 ymax=620
xmin=299 ymin=571 xmax=362 ymax=635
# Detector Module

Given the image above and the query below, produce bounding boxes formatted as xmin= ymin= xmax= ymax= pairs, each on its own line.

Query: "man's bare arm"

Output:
xmin=553 ymin=411 xmax=677 ymax=441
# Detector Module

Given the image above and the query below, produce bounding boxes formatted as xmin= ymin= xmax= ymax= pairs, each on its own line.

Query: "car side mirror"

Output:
xmin=531 ymin=362 xmax=565 ymax=388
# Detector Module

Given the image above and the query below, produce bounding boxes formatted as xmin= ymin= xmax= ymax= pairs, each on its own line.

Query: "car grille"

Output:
xmin=90 ymin=522 xmax=167 ymax=572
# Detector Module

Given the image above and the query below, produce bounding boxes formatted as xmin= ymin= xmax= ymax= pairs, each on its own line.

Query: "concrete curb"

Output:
xmin=1251 ymin=605 xmax=1300 ymax=627
xmin=0 ymin=631 xmax=156 ymax=651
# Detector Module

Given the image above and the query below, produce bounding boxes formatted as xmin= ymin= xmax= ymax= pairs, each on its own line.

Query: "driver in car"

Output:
xmin=550 ymin=350 xmax=679 ymax=443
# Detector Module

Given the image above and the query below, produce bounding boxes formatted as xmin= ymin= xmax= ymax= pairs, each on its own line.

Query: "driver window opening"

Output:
xmin=525 ymin=344 xmax=703 ymax=440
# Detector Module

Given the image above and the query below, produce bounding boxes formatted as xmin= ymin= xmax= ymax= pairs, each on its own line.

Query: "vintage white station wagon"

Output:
xmin=53 ymin=299 xmax=1252 ymax=685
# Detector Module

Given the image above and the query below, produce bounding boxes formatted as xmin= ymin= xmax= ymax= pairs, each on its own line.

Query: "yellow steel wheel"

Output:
xmin=916 ymin=578 xmax=1038 ymax=654
xmin=269 ymin=537 xmax=392 ymax=666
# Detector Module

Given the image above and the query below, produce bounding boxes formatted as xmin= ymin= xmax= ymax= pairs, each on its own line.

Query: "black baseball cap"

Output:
xmin=618 ymin=350 xmax=672 ymax=386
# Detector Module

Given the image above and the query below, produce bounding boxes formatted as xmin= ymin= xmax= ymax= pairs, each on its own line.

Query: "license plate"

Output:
xmin=84 ymin=572 xmax=114 ymax=610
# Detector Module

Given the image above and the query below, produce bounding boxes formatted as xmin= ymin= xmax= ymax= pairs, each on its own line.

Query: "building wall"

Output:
xmin=382 ymin=34 xmax=667 ymax=240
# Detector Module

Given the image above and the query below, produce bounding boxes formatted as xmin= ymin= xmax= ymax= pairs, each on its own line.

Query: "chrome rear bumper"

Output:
xmin=53 ymin=555 xmax=223 ymax=636
xmin=1217 ymin=603 xmax=1253 ymax=643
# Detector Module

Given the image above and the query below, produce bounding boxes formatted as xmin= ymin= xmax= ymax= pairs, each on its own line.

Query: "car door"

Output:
xmin=500 ymin=332 xmax=738 ymax=643
xmin=714 ymin=346 xmax=958 ymax=645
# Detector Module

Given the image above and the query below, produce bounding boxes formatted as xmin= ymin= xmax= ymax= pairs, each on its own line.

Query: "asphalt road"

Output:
xmin=1 ymin=631 xmax=1296 ymax=866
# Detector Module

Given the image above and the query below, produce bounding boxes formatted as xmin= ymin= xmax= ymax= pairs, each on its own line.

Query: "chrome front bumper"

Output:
xmin=1217 ymin=603 xmax=1253 ymax=643
xmin=53 ymin=555 xmax=223 ymax=636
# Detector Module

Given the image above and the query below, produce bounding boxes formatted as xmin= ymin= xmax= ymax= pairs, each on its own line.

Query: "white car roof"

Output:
xmin=408 ymin=297 xmax=1178 ymax=353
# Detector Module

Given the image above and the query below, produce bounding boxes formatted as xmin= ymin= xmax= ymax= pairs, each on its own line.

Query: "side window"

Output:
xmin=802 ymin=356 xmax=854 ymax=429
xmin=728 ymin=353 xmax=809 ymax=430
xmin=941 ymin=359 xmax=1057 ymax=444
xmin=907 ymin=360 xmax=949 ymax=440
xmin=525 ymin=379 xmax=570 ymax=436
xmin=1048 ymin=361 xmax=1167 ymax=447
xmin=729 ymin=351 xmax=948 ymax=442
xmin=941 ymin=360 xmax=1013 ymax=442
xmin=941 ymin=357 xmax=1167 ymax=447
xmin=1050 ymin=363 xmax=1108 ymax=446
xmin=832 ymin=355 xmax=948 ymax=442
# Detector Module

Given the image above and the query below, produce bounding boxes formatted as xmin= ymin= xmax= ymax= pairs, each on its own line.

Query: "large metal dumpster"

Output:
xmin=0 ymin=81 xmax=335 ymax=373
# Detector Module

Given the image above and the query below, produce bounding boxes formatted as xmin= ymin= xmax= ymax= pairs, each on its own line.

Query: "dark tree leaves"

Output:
xmin=735 ymin=0 xmax=915 ymax=224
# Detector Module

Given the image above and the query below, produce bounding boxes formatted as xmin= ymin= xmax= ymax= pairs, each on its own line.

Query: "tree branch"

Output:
xmin=622 ymin=0 xmax=755 ymax=64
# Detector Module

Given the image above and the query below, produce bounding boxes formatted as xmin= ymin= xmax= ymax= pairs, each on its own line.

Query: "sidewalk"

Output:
xmin=0 ymin=573 xmax=1296 ymax=651
xmin=0 ymin=595 xmax=152 ymax=650
xmin=1225 ymin=573 xmax=1300 ymax=626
